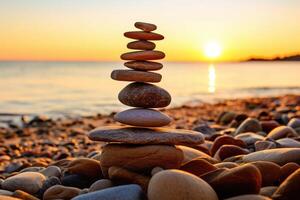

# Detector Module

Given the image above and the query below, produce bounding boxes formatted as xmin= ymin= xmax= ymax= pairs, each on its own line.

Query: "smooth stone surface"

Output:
xmin=12 ymin=190 xmax=40 ymax=200
xmin=66 ymin=158 xmax=102 ymax=179
xmin=235 ymin=132 xmax=265 ymax=146
xmin=287 ymin=118 xmax=300 ymax=129
xmin=0 ymin=189 xmax=13 ymax=196
xmin=88 ymin=126 xmax=204 ymax=145
xmin=114 ymin=108 xmax=171 ymax=127
xmin=255 ymin=141 xmax=276 ymax=151
xmin=124 ymin=61 xmax=163 ymax=71
xmin=148 ymin=169 xmax=218 ymax=200
xmin=214 ymin=145 xmax=249 ymax=161
xmin=135 ymin=22 xmax=157 ymax=32
xmin=2 ymin=172 xmax=46 ymax=194
xmin=235 ymin=118 xmax=262 ymax=135
xmin=178 ymin=145 xmax=218 ymax=164
xmin=127 ymin=40 xmax=155 ymax=50
xmin=260 ymin=186 xmax=278 ymax=197
xmin=151 ymin=167 xmax=164 ymax=176
xmin=272 ymin=168 xmax=300 ymax=200
xmin=111 ymin=70 xmax=162 ymax=83
xmin=118 ymin=82 xmax=171 ymax=108
xmin=99 ymin=144 xmax=183 ymax=176
xmin=214 ymin=162 xmax=239 ymax=169
xmin=260 ymin=120 xmax=280 ymax=133
xmin=43 ymin=185 xmax=81 ymax=200
xmin=124 ymin=31 xmax=164 ymax=40
xmin=266 ymin=126 xmax=298 ymax=140
xmin=276 ymin=138 xmax=300 ymax=148
xmin=211 ymin=135 xmax=247 ymax=156
xmin=89 ymin=179 xmax=113 ymax=192
xmin=109 ymin=166 xmax=150 ymax=191
xmin=37 ymin=176 xmax=61 ymax=198
xmin=40 ymin=166 xmax=61 ymax=178
xmin=201 ymin=164 xmax=262 ymax=198
xmin=180 ymin=158 xmax=217 ymax=177
xmin=279 ymin=162 xmax=300 ymax=182
xmin=121 ymin=50 xmax=165 ymax=60
xmin=251 ymin=161 xmax=281 ymax=186
xmin=243 ymin=148 xmax=300 ymax=165
xmin=225 ymin=195 xmax=271 ymax=200
xmin=0 ymin=196 xmax=21 ymax=200
xmin=73 ymin=184 xmax=144 ymax=200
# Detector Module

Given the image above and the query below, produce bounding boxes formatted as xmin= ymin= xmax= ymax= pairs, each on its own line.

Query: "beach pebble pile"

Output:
xmin=0 ymin=23 xmax=299 ymax=200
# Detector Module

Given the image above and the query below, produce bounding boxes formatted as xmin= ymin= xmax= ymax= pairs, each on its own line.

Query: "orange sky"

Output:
xmin=0 ymin=0 xmax=300 ymax=62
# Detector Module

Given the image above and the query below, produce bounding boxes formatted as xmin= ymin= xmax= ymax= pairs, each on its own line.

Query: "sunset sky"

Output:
xmin=0 ymin=0 xmax=300 ymax=62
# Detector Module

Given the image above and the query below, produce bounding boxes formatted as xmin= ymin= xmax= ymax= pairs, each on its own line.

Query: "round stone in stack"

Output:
xmin=118 ymin=82 xmax=171 ymax=108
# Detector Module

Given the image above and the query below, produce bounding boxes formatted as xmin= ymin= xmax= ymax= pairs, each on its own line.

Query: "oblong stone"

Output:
xmin=88 ymin=126 xmax=204 ymax=145
xmin=121 ymin=51 xmax=165 ymax=60
xmin=135 ymin=22 xmax=157 ymax=32
xmin=124 ymin=31 xmax=164 ymax=40
xmin=100 ymin=144 xmax=183 ymax=176
xmin=118 ymin=82 xmax=171 ymax=108
xmin=111 ymin=70 xmax=162 ymax=83
xmin=243 ymin=148 xmax=300 ymax=165
xmin=114 ymin=108 xmax=171 ymax=127
xmin=124 ymin=61 xmax=163 ymax=71
xmin=127 ymin=41 xmax=155 ymax=50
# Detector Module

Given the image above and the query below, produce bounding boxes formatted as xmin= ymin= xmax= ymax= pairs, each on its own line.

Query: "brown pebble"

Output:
xmin=118 ymin=82 xmax=171 ymax=108
xmin=135 ymin=22 xmax=157 ymax=32
xmin=279 ymin=162 xmax=300 ymax=183
xmin=127 ymin=40 xmax=156 ymax=50
xmin=108 ymin=166 xmax=150 ymax=191
xmin=124 ymin=31 xmax=163 ymax=40
xmin=121 ymin=50 xmax=165 ymax=60
xmin=124 ymin=61 xmax=163 ymax=71
xmin=180 ymin=158 xmax=217 ymax=177
xmin=111 ymin=70 xmax=162 ymax=83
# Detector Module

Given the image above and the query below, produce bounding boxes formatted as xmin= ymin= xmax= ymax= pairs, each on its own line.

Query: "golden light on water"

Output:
xmin=208 ymin=64 xmax=216 ymax=93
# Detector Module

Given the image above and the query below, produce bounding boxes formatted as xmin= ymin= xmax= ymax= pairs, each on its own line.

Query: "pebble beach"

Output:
xmin=0 ymin=94 xmax=299 ymax=199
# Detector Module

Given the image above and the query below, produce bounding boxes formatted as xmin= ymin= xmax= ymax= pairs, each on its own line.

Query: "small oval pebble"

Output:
xmin=114 ymin=108 xmax=171 ymax=127
xmin=124 ymin=61 xmax=163 ymax=71
xmin=89 ymin=179 xmax=113 ymax=192
xmin=43 ymin=185 xmax=81 ymax=200
xmin=135 ymin=22 xmax=157 ymax=32
xmin=121 ymin=51 xmax=165 ymax=60
xmin=66 ymin=158 xmax=102 ymax=179
xmin=148 ymin=169 xmax=218 ymax=200
xmin=127 ymin=40 xmax=155 ymax=50
xmin=118 ymin=82 xmax=171 ymax=108
xmin=111 ymin=70 xmax=162 ymax=83
xmin=2 ymin=172 xmax=46 ymax=194
xmin=124 ymin=31 xmax=164 ymax=40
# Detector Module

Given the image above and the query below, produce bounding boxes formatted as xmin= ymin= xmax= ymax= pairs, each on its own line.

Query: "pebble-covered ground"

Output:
xmin=0 ymin=94 xmax=299 ymax=200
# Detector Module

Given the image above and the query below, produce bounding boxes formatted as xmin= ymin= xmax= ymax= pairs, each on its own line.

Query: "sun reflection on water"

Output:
xmin=208 ymin=64 xmax=216 ymax=93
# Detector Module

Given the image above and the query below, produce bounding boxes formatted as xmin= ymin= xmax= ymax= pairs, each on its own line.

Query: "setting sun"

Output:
xmin=204 ymin=41 xmax=222 ymax=59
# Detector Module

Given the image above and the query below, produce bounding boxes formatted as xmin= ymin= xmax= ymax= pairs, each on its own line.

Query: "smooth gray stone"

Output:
xmin=72 ymin=184 xmax=144 ymax=200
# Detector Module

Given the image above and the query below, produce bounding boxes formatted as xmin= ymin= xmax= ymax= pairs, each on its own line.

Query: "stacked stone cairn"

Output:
xmin=87 ymin=22 xmax=205 ymax=192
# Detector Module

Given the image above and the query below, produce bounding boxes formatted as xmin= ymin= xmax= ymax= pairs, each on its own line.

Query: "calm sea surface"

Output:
xmin=0 ymin=61 xmax=299 ymax=118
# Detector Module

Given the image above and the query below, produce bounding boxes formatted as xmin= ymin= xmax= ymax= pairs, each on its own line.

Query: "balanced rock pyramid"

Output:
xmin=88 ymin=22 xmax=204 ymax=189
